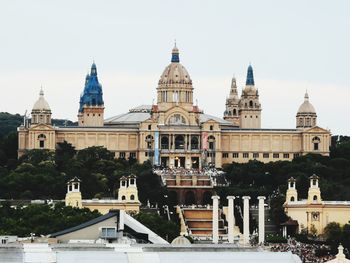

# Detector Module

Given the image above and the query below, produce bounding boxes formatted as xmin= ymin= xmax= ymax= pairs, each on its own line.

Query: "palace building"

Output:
xmin=18 ymin=45 xmax=331 ymax=168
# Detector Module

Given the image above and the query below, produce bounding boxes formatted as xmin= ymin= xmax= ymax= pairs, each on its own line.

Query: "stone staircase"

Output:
xmin=179 ymin=207 xmax=227 ymax=238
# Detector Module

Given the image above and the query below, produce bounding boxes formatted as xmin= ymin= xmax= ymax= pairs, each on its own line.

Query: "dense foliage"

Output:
xmin=0 ymin=202 xmax=100 ymax=236
xmin=134 ymin=212 xmax=180 ymax=242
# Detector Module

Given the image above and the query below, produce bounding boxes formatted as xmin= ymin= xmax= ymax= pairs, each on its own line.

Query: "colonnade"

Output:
xmin=211 ymin=195 xmax=266 ymax=245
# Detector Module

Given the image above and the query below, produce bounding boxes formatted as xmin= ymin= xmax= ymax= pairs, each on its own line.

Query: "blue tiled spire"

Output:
xmin=79 ymin=63 xmax=104 ymax=112
xmin=171 ymin=44 xmax=180 ymax=63
xmin=246 ymin=64 xmax=255 ymax=86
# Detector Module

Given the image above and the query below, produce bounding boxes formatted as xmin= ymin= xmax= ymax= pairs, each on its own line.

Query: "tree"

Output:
xmin=133 ymin=212 xmax=179 ymax=242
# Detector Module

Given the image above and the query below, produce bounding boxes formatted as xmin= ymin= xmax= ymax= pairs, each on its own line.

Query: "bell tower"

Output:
xmin=286 ymin=177 xmax=298 ymax=203
xmin=307 ymin=174 xmax=322 ymax=204
xmin=239 ymin=65 xmax=262 ymax=129
xmin=223 ymin=77 xmax=240 ymax=126
xmin=65 ymin=177 xmax=82 ymax=208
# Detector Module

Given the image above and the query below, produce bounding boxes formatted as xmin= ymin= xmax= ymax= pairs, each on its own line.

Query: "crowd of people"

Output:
xmin=270 ymin=239 xmax=335 ymax=262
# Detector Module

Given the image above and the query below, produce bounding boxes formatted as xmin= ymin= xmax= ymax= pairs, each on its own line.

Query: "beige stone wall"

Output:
xmin=285 ymin=205 xmax=350 ymax=235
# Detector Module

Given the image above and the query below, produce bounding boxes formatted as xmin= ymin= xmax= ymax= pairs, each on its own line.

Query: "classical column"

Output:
xmin=242 ymin=196 xmax=250 ymax=245
xmin=227 ymin=196 xmax=235 ymax=243
xmin=257 ymin=196 xmax=266 ymax=244
xmin=212 ymin=195 xmax=220 ymax=244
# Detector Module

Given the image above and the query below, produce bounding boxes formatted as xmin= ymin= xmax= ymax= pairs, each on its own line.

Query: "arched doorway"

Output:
xmin=185 ymin=191 xmax=196 ymax=205
xmin=202 ymin=191 xmax=212 ymax=205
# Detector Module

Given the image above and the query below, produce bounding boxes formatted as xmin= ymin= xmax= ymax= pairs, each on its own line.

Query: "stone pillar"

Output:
xmin=212 ymin=195 xmax=220 ymax=244
xmin=258 ymin=196 xmax=266 ymax=244
xmin=242 ymin=196 xmax=250 ymax=245
xmin=227 ymin=196 xmax=235 ymax=243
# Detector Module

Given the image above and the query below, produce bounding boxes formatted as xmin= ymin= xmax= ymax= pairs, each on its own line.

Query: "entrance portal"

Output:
xmin=185 ymin=191 xmax=196 ymax=205
xmin=174 ymin=157 xmax=186 ymax=168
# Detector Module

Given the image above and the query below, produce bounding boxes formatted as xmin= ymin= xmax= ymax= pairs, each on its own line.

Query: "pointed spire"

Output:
xmin=246 ymin=64 xmax=255 ymax=86
xmin=171 ymin=42 xmax=180 ymax=63
xmin=90 ymin=61 xmax=97 ymax=76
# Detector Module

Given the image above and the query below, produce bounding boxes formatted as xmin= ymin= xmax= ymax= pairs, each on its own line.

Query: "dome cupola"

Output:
xmin=158 ymin=44 xmax=192 ymax=86
xmin=31 ymin=88 xmax=52 ymax=125
xmin=296 ymin=91 xmax=317 ymax=129
xmin=157 ymin=44 xmax=194 ymax=109
xmin=32 ymin=88 xmax=51 ymax=112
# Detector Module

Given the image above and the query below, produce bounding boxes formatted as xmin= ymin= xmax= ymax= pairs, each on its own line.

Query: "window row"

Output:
xmin=118 ymin=152 xmax=136 ymax=159
xmin=222 ymin=152 xmax=301 ymax=159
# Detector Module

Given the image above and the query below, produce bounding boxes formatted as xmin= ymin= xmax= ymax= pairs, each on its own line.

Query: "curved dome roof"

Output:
xmin=171 ymin=236 xmax=191 ymax=245
xmin=158 ymin=45 xmax=192 ymax=85
xmin=32 ymin=89 xmax=51 ymax=111
xmin=297 ymin=92 xmax=316 ymax=114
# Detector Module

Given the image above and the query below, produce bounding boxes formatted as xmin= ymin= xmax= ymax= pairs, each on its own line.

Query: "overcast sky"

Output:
xmin=1 ymin=0 xmax=349 ymax=135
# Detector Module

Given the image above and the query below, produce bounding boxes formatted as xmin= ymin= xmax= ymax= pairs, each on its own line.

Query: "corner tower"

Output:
xmin=78 ymin=63 xmax=104 ymax=126
xmin=239 ymin=65 xmax=262 ymax=129
xmin=223 ymin=77 xmax=240 ymax=126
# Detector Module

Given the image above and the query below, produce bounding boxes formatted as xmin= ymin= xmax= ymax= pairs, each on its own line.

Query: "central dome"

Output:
xmin=158 ymin=45 xmax=192 ymax=86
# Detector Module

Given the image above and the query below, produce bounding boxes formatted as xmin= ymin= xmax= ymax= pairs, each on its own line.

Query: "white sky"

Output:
xmin=0 ymin=0 xmax=349 ymax=135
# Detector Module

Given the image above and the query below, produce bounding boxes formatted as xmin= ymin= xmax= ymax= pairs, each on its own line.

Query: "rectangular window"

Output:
xmin=283 ymin=153 xmax=290 ymax=159
xmin=314 ymin=143 xmax=319 ymax=151
xmin=243 ymin=153 xmax=249 ymax=158
xmin=263 ymin=153 xmax=269 ymax=158
xmin=39 ymin=140 xmax=44 ymax=148
xmin=101 ymin=227 xmax=117 ymax=239
xmin=222 ymin=153 xmax=229 ymax=158
xmin=293 ymin=153 xmax=300 ymax=159
xmin=253 ymin=153 xmax=259 ymax=158
xmin=232 ymin=153 xmax=239 ymax=158
xmin=119 ymin=152 xmax=126 ymax=159
xmin=130 ymin=152 xmax=136 ymax=159
xmin=273 ymin=153 xmax=279 ymax=159
xmin=148 ymin=124 xmax=152 ymax=130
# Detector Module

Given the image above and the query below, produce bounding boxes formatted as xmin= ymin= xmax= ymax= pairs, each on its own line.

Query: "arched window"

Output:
xmin=290 ymin=196 xmax=295 ymax=202
xmin=175 ymin=135 xmax=185 ymax=149
xmin=313 ymin=195 xmax=318 ymax=201
xmin=249 ymin=100 xmax=253 ymax=107
xmin=145 ymin=135 xmax=153 ymax=149
xmin=161 ymin=136 xmax=169 ymax=149
xmin=306 ymin=118 xmax=311 ymax=126
xmin=233 ymin=109 xmax=237 ymax=115
xmin=312 ymin=136 xmax=320 ymax=151
xmin=299 ymin=118 xmax=303 ymax=126
xmin=208 ymin=135 xmax=215 ymax=150
xmin=191 ymin=136 xmax=199 ymax=150
xmin=121 ymin=195 xmax=126 ymax=200
xmin=130 ymin=194 xmax=135 ymax=201
xmin=168 ymin=114 xmax=187 ymax=125
xmin=38 ymin=134 xmax=46 ymax=148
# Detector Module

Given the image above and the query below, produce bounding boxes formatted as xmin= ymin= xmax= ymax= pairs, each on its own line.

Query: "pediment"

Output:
xmin=29 ymin=123 xmax=55 ymax=131
xmin=303 ymin=126 xmax=330 ymax=134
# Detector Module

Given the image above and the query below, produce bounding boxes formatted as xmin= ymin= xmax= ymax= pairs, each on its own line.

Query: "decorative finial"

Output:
xmin=304 ymin=90 xmax=309 ymax=101
xmin=174 ymin=39 xmax=177 ymax=48
xmin=171 ymin=41 xmax=180 ymax=63
xmin=40 ymin=86 xmax=44 ymax=96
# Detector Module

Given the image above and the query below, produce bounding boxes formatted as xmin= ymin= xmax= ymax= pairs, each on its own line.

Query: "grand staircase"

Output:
xmin=178 ymin=206 xmax=227 ymax=240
